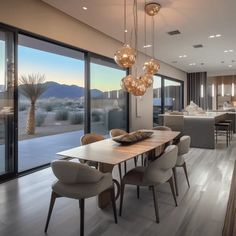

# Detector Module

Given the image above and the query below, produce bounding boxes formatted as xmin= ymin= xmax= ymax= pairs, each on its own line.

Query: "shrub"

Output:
xmin=55 ymin=110 xmax=69 ymax=121
xmin=36 ymin=112 xmax=46 ymax=127
xmin=44 ymin=103 xmax=53 ymax=112
xmin=69 ymin=112 xmax=84 ymax=125
xmin=91 ymin=110 xmax=103 ymax=122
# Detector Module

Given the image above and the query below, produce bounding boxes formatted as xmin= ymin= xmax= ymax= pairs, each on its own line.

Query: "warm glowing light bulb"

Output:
xmin=221 ymin=83 xmax=224 ymax=96
xmin=212 ymin=84 xmax=215 ymax=97
xmin=232 ymin=83 xmax=235 ymax=96
xmin=200 ymin=84 xmax=204 ymax=98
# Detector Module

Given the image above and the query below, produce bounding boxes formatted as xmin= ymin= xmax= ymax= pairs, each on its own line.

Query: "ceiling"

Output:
xmin=42 ymin=0 xmax=236 ymax=75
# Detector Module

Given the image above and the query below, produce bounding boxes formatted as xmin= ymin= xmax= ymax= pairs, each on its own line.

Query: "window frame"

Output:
xmin=0 ymin=22 xmax=129 ymax=181
xmin=153 ymin=73 xmax=184 ymax=125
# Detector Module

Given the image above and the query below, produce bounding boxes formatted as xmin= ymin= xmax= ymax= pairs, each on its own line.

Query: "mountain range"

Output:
xmin=18 ymin=81 xmax=104 ymax=99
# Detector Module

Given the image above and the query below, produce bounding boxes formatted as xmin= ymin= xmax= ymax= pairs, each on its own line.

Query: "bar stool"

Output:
xmin=215 ymin=122 xmax=231 ymax=147
xmin=224 ymin=119 xmax=233 ymax=140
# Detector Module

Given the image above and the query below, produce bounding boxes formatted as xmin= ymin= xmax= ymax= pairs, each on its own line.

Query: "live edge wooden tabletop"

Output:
xmin=57 ymin=130 xmax=180 ymax=165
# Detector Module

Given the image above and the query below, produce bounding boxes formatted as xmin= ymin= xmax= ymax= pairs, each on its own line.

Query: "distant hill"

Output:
xmin=19 ymin=81 xmax=103 ymax=99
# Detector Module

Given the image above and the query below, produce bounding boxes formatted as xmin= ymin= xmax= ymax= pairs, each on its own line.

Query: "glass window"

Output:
xmin=153 ymin=75 xmax=162 ymax=125
xmin=164 ymin=78 xmax=183 ymax=112
xmin=90 ymin=57 xmax=128 ymax=135
xmin=18 ymin=34 xmax=85 ymax=172
xmin=0 ymin=30 xmax=15 ymax=176
xmin=153 ymin=75 xmax=184 ymax=126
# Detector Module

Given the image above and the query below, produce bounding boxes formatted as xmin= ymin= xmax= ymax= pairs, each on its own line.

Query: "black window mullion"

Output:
xmin=84 ymin=52 xmax=91 ymax=134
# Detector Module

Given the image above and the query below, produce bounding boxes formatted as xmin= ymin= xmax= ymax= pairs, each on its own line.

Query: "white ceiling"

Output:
xmin=42 ymin=0 xmax=236 ymax=75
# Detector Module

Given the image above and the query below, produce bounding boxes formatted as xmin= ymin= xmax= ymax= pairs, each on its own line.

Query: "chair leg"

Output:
xmin=134 ymin=157 xmax=137 ymax=167
xmin=172 ymin=167 xmax=179 ymax=196
xmin=79 ymin=199 xmax=85 ymax=236
xmin=152 ymin=186 xmax=160 ymax=223
xmin=141 ymin=154 xmax=144 ymax=166
xmin=119 ymin=182 xmax=125 ymax=216
xmin=137 ymin=186 xmax=140 ymax=199
xmin=124 ymin=161 xmax=127 ymax=174
xmin=182 ymin=162 xmax=190 ymax=188
xmin=118 ymin=164 xmax=122 ymax=182
xmin=44 ymin=191 xmax=60 ymax=233
xmin=110 ymin=187 xmax=118 ymax=223
xmin=168 ymin=176 xmax=178 ymax=207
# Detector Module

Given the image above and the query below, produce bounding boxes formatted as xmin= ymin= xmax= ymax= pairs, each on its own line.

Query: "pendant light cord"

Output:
xmin=152 ymin=16 xmax=155 ymax=58
xmin=124 ymin=0 xmax=127 ymax=43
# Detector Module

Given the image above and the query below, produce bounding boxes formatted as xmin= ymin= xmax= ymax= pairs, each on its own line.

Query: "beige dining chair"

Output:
xmin=80 ymin=133 xmax=105 ymax=169
xmin=152 ymin=126 xmax=172 ymax=159
xmin=110 ymin=129 xmax=142 ymax=176
xmin=109 ymin=129 xmax=136 ymax=179
xmin=153 ymin=126 xmax=172 ymax=131
xmin=44 ymin=160 xmax=117 ymax=236
xmin=172 ymin=135 xmax=191 ymax=196
xmin=119 ymin=145 xmax=178 ymax=223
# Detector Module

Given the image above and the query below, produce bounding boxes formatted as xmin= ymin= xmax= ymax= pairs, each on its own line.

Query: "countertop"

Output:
xmin=159 ymin=112 xmax=226 ymax=119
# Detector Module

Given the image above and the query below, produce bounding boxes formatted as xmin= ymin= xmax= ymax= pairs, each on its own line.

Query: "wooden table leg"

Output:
xmin=98 ymin=163 xmax=115 ymax=209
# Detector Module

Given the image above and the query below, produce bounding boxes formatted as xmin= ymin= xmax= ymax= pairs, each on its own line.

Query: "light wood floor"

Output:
xmin=0 ymin=137 xmax=235 ymax=236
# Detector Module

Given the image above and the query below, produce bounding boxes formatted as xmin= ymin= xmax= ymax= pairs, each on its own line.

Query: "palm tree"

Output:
xmin=19 ymin=73 xmax=47 ymax=135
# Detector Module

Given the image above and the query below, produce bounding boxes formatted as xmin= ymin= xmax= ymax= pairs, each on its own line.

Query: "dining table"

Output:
xmin=57 ymin=129 xmax=180 ymax=209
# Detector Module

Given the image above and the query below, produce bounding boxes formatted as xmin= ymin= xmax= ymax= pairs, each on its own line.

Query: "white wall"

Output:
xmin=0 ymin=0 xmax=187 ymax=131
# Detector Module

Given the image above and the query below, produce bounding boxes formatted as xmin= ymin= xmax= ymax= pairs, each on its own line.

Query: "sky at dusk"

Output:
xmin=18 ymin=45 xmax=125 ymax=92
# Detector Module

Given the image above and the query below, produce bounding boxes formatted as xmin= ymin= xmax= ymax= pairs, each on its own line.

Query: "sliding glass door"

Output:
xmin=18 ymin=34 xmax=85 ymax=172
xmin=164 ymin=78 xmax=183 ymax=112
xmin=0 ymin=25 xmax=130 ymax=178
xmin=90 ymin=56 xmax=128 ymax=135
xmin=0 ymin=29 xmax=15 ymax=178
xmin=153 ymin=75 xmax=184 ymax=126
xmin=153 ymin=75 xmax=162 ymax=126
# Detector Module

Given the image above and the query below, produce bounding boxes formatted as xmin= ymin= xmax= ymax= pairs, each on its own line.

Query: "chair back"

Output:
xmin=80 ymin=133 xmax=104 ymax=145
xmin=153 ymin=126 xmax=172 ymax=131
xmin=178 ymin=135 xmax=191 ymax=156
xmin=51 ymin=160 xmax=103 ymax=184
xmin=144 ymin=145 xmax=178 ymax=182
xmin=109 ymin=129 xmax=127 ymax=138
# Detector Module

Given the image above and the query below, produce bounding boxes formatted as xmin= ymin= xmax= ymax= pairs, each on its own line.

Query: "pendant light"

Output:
xmin=143 ymin=2 xmax=161 ymax=76
xmin=114 ymin=0 xmax=136 ymax=68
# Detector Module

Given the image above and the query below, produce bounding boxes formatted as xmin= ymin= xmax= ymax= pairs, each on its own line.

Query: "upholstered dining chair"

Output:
xmin=80 ymin=133 xmax=105 ymax=169
xmin=152 ymin=126 xmax=172 ymax=159
xmin=152 ymin=125 xmax=172 ymax=131
xmin=119 ymin=145 xmax=178 ymax=223
xmin=109 ymin=129 xmax=137 ymax=179
xmin=172 ymin=135 xmax=191 ymax=196
xmin=44 ymin=160 xmax=117 ymax=236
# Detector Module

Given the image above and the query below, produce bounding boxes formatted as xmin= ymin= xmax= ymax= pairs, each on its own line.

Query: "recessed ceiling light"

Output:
xmin=82 ymin=6 xmax=88 ymax=10
xmin=224 ymin=49 xmax=234 ymax=53
xmin=189 ymin=63 xmax=196 ymax=66
xmin=179 ymin=55 xmax=187 ymax=58
xmin=143 ymin=44 xmax=152 ymax=48
xmin=208 ymin=34 xmax=222 ymax=39
xmin=124 ymin=29 xmax=128 ymax=33
xmin=229 ymin=65 xmax=233 ymax=68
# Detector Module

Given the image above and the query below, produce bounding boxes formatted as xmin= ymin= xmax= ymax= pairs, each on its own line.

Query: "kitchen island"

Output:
xmin=159 ymin=112 xmax=227 ymax=149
